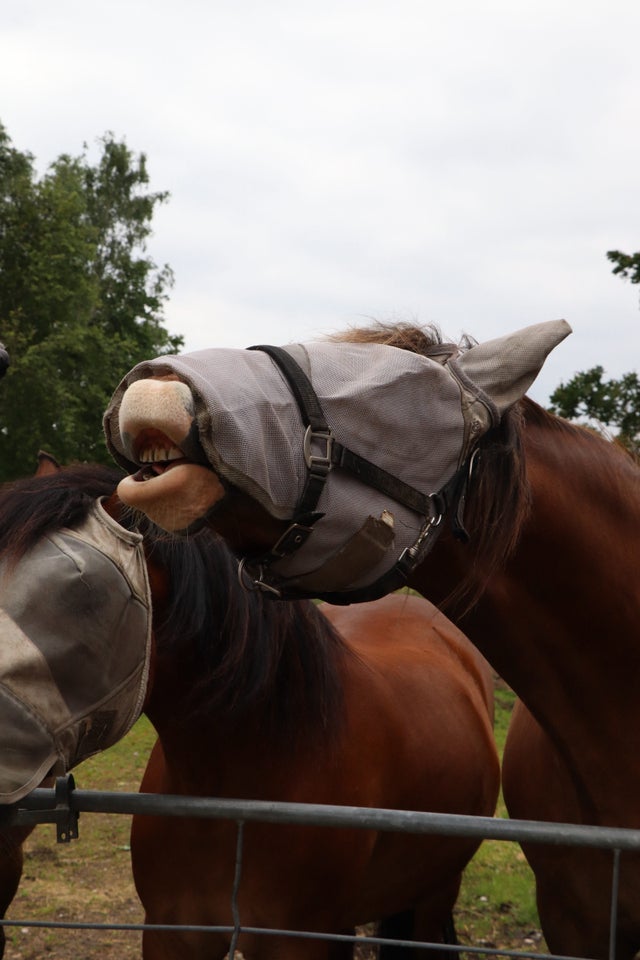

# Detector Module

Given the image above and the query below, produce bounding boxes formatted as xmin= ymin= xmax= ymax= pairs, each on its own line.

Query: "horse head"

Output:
xmin=104 ymin=319 xmax=570 ymax=601
xmin=0 ymin=464 xmax=153 ymax=804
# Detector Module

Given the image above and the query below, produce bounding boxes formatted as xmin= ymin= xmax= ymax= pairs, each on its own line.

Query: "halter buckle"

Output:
xmin=303 ymin=425 xmax=333 ymax=474
xmin=270 ymin=520 xmax=317 ymax=558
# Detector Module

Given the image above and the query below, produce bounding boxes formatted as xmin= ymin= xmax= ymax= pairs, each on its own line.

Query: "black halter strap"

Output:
xmin=243 ymin=344 xmax=473 ymax=601
xmin=249 ymin=344 xmax=434 ymax=520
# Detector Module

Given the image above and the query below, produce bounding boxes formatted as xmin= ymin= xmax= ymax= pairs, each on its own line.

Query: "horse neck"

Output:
xmin=143 ymin=588 xmax=349 ymax=794
xmin=143 ymin=639 xmax=285 ymax=795
xmin=412 ymin=415 xmax=640 ymax=783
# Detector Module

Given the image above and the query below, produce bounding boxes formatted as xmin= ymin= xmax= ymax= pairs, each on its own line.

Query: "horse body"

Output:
xmin=133 ymin=590 xmax=499 ymax=960
xmin=104 ymin=323 xmax=640 ymax=958
xmin=407 ymin=400 xmax=640 ymax=958
xmin=0 ymin=465 xmax=499 ymax=959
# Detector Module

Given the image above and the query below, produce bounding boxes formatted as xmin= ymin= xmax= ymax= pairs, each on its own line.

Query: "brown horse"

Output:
xmin=0 ymin=463 xmax=499 ymax=959
xmin=105 ymin=321 xmax=640 ymax=959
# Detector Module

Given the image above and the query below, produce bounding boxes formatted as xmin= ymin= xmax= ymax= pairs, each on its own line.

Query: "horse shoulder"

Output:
xmin=321 ymin=593 xmax=499 ymax=811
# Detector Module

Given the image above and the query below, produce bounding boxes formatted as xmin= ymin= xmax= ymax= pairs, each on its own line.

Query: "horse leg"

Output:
xmin=142 ymin=926 xmax=233 ymax=959
xmin=378 ymin=910 xmax=414 ymax=957
xmin=0 ymin=824 xmax=33 ymax=959
xmin=377 ymin=898 xmax=459 ymax=958
xmin=529 ymin=846 xmax=640 ymax=960
xmin=503 ymin=705 xmax=640 ymax=960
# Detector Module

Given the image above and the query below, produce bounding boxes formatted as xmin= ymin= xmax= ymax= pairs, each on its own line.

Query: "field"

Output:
xmin=4 ymin=681 xmax=545 ymax=959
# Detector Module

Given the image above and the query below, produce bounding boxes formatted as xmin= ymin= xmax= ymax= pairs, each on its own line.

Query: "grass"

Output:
xmin=455 ymin=682 xmax=545 ymax=953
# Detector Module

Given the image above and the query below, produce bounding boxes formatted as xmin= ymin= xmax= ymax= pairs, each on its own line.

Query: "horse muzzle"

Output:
xmin=118 ymin=378 xmax=206 ymax=468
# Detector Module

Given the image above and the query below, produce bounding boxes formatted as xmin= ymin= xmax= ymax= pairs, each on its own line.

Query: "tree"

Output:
xmin=0 ymin=125 xmax=183 ymax=480
xmin=607 ymin=249 xmax=640 ymax=289
xmin=549 ymin=367 xmax=640 ymax=456
xmin=548 ymin=249 xmax=640 ymax=456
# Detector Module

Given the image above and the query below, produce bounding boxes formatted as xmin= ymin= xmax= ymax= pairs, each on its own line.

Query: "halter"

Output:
xmin=238 ymin=345 xmax=475 ymax=604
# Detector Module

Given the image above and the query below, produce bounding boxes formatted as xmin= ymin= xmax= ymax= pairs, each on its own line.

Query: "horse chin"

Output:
xmin=117 ymin=464 xmax=225 ymax=533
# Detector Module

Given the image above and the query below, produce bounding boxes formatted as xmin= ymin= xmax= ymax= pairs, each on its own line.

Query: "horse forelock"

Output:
xmin=327 ymin=319 xmax=475 ymax=356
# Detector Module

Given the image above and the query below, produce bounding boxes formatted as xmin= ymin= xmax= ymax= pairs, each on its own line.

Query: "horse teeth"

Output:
xmin=138 ymin=446 xmax=183 ymax=465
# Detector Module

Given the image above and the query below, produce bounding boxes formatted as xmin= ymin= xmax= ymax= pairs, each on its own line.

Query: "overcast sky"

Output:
xmin=2 ymin=0 xmax=639 ymax=403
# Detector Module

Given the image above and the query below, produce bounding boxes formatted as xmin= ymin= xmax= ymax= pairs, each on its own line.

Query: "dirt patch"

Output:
xmin=5 ymin=817 xmax=143 ymax=959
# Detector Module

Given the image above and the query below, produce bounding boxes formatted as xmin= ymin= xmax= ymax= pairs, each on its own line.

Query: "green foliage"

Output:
xmin=547 ymin=249 xmax=640 ymax=458
xmin=0 ymin=124 xmax=183 ymax=480
xmin=607 ymin=249 xmax=640 ymax=286
xmin=549 ymin=366 xmax=640 ymax=456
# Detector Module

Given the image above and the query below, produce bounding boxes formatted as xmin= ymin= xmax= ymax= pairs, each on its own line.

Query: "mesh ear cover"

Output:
xmin=0 ymin=501 xmax=151 ymax=803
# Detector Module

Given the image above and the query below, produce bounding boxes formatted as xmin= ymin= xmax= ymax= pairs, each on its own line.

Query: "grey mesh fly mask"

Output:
xmin=104 ymin=319 xmax=571 ymax=602
xmin=0 ymin=500 xmax=151 ymax=803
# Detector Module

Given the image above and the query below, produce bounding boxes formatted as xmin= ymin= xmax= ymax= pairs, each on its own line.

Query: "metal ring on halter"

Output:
xmin=429 ymin=510 xmax=443 ymax=529
xmin=467 ymin=447 xmax=481 ymax=483
xmin=237 ymin=558 xmax=282 ymax=597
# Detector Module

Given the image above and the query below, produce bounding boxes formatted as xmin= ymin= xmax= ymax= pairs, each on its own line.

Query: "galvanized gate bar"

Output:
xmin=0 ymin=775 xmax=640 ymax=960
xmin=0 ymin=916 xmax=597 ymax=960
xmin=4 ymin=778 xmax=634 ymax=959
xmin=228 ymin=820 xmax=244 ymax=960
xmin=11 ymin=785 xmax=640 ymax=852
xmin=608 ymin=848 xmax=621 ymax=960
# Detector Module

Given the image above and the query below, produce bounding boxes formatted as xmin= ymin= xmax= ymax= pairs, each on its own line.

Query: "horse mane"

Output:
xmin=148 ymin=531 xmax=348 ymax=744
xmin=0 ymin=465 xmax=348 ymax=746
xmin=327 ymin=318 xmax=484 ymax=356
xmin=328 ymin=320 xmax=531 ymax=612
xmin=0 ymin=463 xmax=122 ymax=567
xmin=522 ymin=393 xmax=639 ymax=457
xmin=520 ymin=391 xmax=640 ymax=497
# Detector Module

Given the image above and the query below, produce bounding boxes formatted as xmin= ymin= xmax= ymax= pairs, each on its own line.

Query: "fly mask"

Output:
xmin=104 ymin=319 xmax=571 ymax=602
xmin=0 ymin=499 xmax=151 ymax=803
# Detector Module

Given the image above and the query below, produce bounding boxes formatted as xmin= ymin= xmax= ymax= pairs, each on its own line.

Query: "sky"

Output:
xmin=2 ymin=0 xmax=640 ymax=404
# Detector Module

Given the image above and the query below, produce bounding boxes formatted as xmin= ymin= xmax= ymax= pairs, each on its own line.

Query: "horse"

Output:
xmin=0 ymin=452 xmax=64 ymax=957
xmin=0 ymin=462 xmax=500 ymax=959
xmin=104 ymin=320 xmax=640 ymax=959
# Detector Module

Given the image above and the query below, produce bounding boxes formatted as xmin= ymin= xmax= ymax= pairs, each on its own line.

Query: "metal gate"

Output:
xmin=3 ymin=776 xmax=640 ymax=959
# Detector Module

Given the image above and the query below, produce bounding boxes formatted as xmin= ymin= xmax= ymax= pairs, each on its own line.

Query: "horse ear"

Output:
xmin=455 ymin=319 xmax=572 ymax=418
xmin=35 ymin=450 xmax=61 ymax=476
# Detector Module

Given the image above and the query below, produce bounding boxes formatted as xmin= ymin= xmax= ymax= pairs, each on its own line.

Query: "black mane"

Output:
xmin=0 ymin=465 xmax=347 ymax=744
